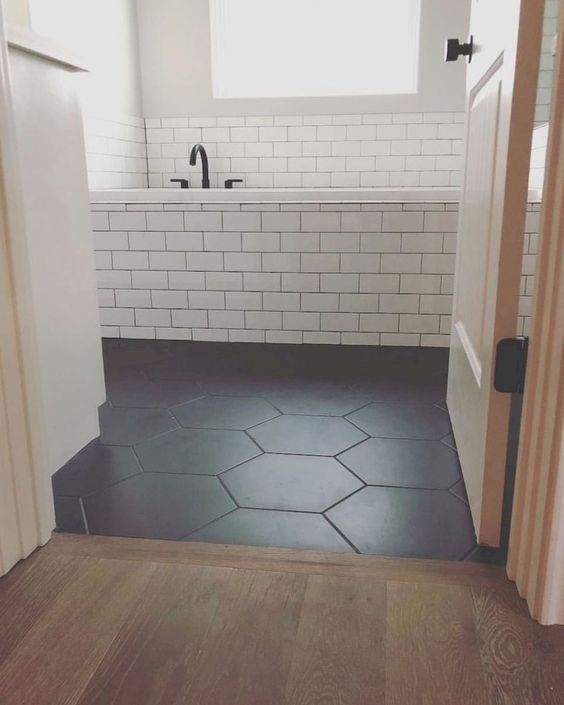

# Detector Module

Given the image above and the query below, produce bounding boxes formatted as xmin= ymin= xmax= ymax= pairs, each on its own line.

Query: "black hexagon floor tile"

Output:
xmin=338 ymin=438 xmax=461 ymax=489
xmin=441 ymin=432 xmax=457 ymax=451
xmin=186 ymin=509 xmax=354 ymax=552
xmin=135 ymin=428 xmax=261 ymax=475
xmin=172 ymin=395 xmax=279 ymax=430
xmin=84 ymin=473 xmax=234 ymax=540
xmin=267 ymin=383 xmax=372 ymax=416
xmin=222 ymin=454 xmax=362 ymax=511
xmin=53 ymin=496 xmax=86 ymax=534
xmin=450 ymin=478 xmax=469 ymax=503
xmin=98 ymin=404 xmax=177 ymax=446
xmin=52 ymin=442 xmax=141 ymax=498
xmin=327 ymin=486 xmax=476 ymax=560
xmin=248 ymin=415 xmax=367 ymax=456
xmin=346 ymin=403 xmax=451 ymax=440
xmin=107 ymin=375 xmax=206 ymax=409
xmin=353 ymin=380 xmax=447 ymax=405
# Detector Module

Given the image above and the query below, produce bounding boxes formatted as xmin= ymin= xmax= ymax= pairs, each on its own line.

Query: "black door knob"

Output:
xmin=445 ymin=35 xmax=473 ymax=63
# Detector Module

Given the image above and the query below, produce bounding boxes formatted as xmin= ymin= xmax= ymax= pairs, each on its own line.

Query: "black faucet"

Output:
xmin=189 ymin=143 xmax=210 ymax=189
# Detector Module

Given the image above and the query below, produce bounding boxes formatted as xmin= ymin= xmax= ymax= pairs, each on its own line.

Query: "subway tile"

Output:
xmin=265 ymin=331 xmax=303 ymax=344
xmin=301 ymin=212 xmax=340 ymax=232
xmin=168 ymin=271 xmax=206 ymax=290
xmin=156 ymin=328 xmax=192 ymax=340
xmin=115 ymin=289 xmax=151 ymax=308
xmin=209 ymin=310 xmax=245 ymax=328
xmin=112 ymin=251 xmax=148 ymax=270
xmin=288 ymin=126 xmax=317 ymax=141
xmin=399 ymin=314 xmax=440 ymax=334
xmin=320 ymin=233 xmax=360 ymax=252
xmin=359 ymin=313 xmax=399 ymax=332
xmin=185 ymin=211 xmax=223 ymax=231
xmin=202 ymin=127 xmax=230 ymax=142
xmin=204 ymin=232 xmax=241 ymax=251
xmin=94 ymin=231 xmax=129 ymax=251
xmin=146 ymin=212 xmax=184 ymax=231
xmin=231 ymin=127 xmax=259 ymax=142
xmin=100 ymin=308 xmax=135 ymax=326
xmin=381 ymin=253 xmax=422 ymax=274
xmin=340 ymin=294 xmax=379 ymax=312
xmin=320 ymin=313 xmax=359 ymax=332
xmin=381 ymin=333 xmax=420 ymax=346
xmin=341 ymin=212 xmax=383 ymax=232
xmin=246 ymin=311 xmax=282 ymax=329
xmin=341 ymin=254 xmax=381 ymax=273
xmin=281 ymin=273 xmax=319 ymax=292
xmin=273 ymin=142 xmax=302 ymax=157
xmin=95 ymin=251 xmax=112 ymax=269
xmin=91 ymin=212 xmax=109 ymax=231
xmin=421 ymin=254 xmax=456 ymax=274
xmin=301 ymin=253 xmax=340 ymax=273
xmin=190 ymin=290 xmax=225 ymax=309
xmin=205 ymin=272 xmax=243 ymax=290
xmin=244 ymin=272 xmax=281 ymax=291
xmin=360 ymin=233 xmax=402 ymax=253
xmin=172 ymin=310 xmax=208 ymax=327
xmin=283 ymin=312 xmax=321 ymax=330
xmin=151 ymin=290 xmax=188 ymax=308
xmin=342 ymin=332 xmax=381 ymax=346
xmin=224 ymin=252 xmax=262 ymax=271
xmin=186 ymin=252 xmax=224 ymax=271
xmin=420 ymin=294 xmax=453 ymax=314
xmin=223 ymin=212 xmax=261 ymax=232
xmin=98 ymin=289 xmax=115 ymax=307
xmin=263 ymin=293 xmax=300 ymax=311
xmin=424 ymin=211 xmax=459 ymax=232
xmin=401 ymin=232 xmax=444 ymax=253
xmin=243 ymin=232 xmax=280 ymax=252
xmin=304 ymin=331 xmax=341 ymax=344
xmin=301 ymin=293 xmax=339 ymax=311
xmin=229 ymin=329 xmax=265 ymax=343
xmin=109 ymin=212 xmax=146 ymax=231
xmin=119 ymin=327 xmax=156 ymax=339
xmin=379 ymin=294 xmax=420 ymax=313
xmin=131 ymin=271 xmax=168 ymax=289
xmin=400 ymin=274 xmax=441 ymax=294
xmin=320 ymin=273 xmax=359 ymax=293
xmin=192 ymin=328 xmax=228 ymax=342
xmin=149 ymin=252 xmax=186 ymax=270
xmin=226 ymin=292 xmax=263 ymax=309
xmin=262 ymin=253 xmax=301 ymax=272
xmin=382 ymin=211 xmax=424 ymax=232
xmin=259 ymin=126 xmax=287 ymax=142
xmin=359 ymin=274 xmax=400 ymax=293
xmin=129 ymin=232 xmax=166 ymax=250
xmin=262 ymin=212 xmax=301 ymax=232
xmin=97 ymin=270 xmax=132 ymax=289
xmin=135 ymin=308 xmax=171 ymax=327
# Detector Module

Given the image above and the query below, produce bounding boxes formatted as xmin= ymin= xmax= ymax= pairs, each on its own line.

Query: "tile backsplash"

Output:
xmin=144 ymin=112 xmax=466 ymax=190
xmin=84 ymin=114 xmax=148 ymax=189
xmin=91 ymin=198 xmax=537 ymax=346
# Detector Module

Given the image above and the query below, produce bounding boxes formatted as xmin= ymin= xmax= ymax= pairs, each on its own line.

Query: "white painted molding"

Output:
xmin=7 ymin=23 xmax=89 ymax=72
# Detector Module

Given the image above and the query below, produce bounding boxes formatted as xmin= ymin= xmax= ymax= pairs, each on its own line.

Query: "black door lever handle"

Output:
xmin=445 ymin=36 xmax=473 ymax=63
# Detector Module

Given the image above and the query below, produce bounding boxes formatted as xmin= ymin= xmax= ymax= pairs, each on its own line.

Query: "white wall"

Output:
xmin=137 ymin=0 xmax=471 ymax=118
xmin=29 ymin=0 xmax=143 ymax=117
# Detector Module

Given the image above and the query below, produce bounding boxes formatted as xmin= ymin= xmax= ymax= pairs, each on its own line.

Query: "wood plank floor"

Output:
xmin=0 ymin=534 xmax=563 ymax=705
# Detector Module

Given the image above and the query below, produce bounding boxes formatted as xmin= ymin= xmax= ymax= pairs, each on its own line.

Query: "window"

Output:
xmin=210 ymin=0 xmax=420 ymax=99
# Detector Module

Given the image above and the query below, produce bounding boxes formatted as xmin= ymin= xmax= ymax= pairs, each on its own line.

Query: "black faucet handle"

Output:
xmin=170 ymin=178 xmax=190 ymax=189
xmin=225 ymin=179 xmax=243 ymax=189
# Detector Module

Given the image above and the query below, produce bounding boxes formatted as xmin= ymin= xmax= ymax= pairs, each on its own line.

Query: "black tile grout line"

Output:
xmin=243 ymin=427 xmax=266 ymax=453
xmin=322 ymin=514 xmax=362 ymax=554
xmin=338 ymin=414 xmax=449 ymax=443
xmin=178 ymin=506 xmax=241 ymax=541
xmin=109 ymin=392 xmax=209 ymax=411
xmin=216 ymin=474 xmax=242 ymax=509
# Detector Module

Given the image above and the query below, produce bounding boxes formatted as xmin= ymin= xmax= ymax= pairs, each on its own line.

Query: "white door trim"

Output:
xmin=508 ymin=7 xmax=564 ymax=626
xmin=0 ymin=4 xmax=54 ymax=575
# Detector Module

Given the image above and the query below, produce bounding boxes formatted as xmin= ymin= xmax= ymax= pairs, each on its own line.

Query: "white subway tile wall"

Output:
xmin=535 ymin=0 xmax=559 ymax=124
xmin=84 ymin=115 xmax=148 ymax=189
xmin=144 ymin=112 xmax=466 ymax=190
xmin=91 ymin=200 xmax=538 ymax=346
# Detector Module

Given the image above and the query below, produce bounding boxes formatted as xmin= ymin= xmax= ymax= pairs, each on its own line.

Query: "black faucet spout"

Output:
xmin=189 ymin=143 xmax=210 ymax=189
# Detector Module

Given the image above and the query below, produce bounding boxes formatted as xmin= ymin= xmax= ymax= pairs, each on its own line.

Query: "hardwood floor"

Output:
xmin=0 ymin=534 xmax=562 ymax=704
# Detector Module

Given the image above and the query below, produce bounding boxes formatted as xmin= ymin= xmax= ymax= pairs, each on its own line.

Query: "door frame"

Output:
xmin=507 ymin=6 xmax=564 ymax=625
xmin=0 ymin=5 xmax=54 ymax=576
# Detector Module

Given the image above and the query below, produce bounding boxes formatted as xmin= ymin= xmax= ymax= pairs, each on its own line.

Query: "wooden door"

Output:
xmin=447 ymin=0 xmax=544 ymax=545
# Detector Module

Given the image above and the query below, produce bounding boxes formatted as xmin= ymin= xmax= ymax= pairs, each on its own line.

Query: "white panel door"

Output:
xmin=447 ymin=0 xmax=544 ymax=545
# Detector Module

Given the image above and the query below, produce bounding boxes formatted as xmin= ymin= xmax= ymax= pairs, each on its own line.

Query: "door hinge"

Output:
xmin=494 ymin=337 xmax=529 ymax=394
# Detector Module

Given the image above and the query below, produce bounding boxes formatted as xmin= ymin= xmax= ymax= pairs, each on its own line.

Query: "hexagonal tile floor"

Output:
xmin=172 ymin=395 xmax=279 ymax=430
xmin=346 ymin=402 xmax=452 ymax=440
xmin=135 ymin=428 xmax=261 ymax=475
xmin=222 ymin=454 xmax=362 ymax=511
xmin=248 ymin=415 xmax=367 ymax=456
xmin=52 ymin=340 xmax=482 ymax=562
